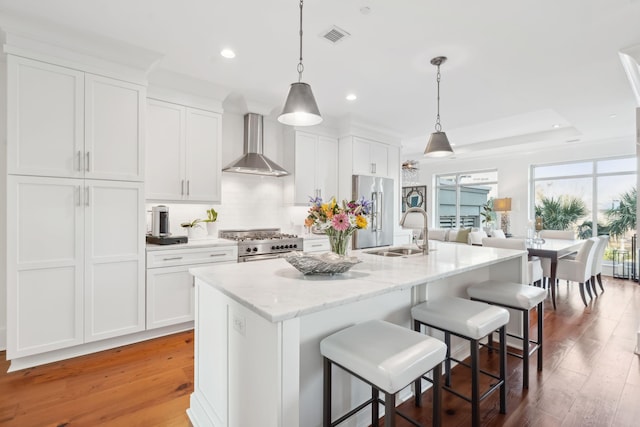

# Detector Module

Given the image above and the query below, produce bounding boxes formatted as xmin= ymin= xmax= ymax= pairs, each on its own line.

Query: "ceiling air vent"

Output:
xmin=320 ymin=26 xmax=350 ymax=44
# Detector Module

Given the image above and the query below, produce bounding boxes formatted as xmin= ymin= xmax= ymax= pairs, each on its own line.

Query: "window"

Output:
xmin=435 ymin=170 xmax=498 ymax=229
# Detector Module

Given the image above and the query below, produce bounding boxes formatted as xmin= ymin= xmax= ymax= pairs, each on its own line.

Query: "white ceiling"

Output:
xmin=1 ymin=0 xmax=640 ymax=161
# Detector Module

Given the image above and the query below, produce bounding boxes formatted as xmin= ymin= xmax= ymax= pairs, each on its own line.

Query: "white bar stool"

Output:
xmin=467 ymin=280 xmax=546 ymax=389
xmin=321 ymin=319 xmax=447 ymax=427
xmin=411 ymin=297 xmax=509 ymax=427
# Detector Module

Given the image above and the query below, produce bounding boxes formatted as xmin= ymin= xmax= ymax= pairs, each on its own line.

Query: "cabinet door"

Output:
xmin=84 ymin=181 xmax=145 ymax=342
xmin=145 ymin=99 xmax=185 ymax=200
xmin=293 ymin=131 xmax=318 ymax=204
xmin=370 ymin=142 xmax=388 ymax=176
xmin=352 ymin=138 xmax=373 ymax=175
xmin=185 ymin=108 xmax=222 ymax=202
xmin=7 ymin=56 xmax=84 ymax=178
xmin=146 ymin=266 xmax=195 ymax=329
xmin=316 ymin=136 xmax=338 ymax=200
xmin=7 ymin=176 xmax=84 ymax=358
xmin=85 ymin=74 xmax=145 ymax=181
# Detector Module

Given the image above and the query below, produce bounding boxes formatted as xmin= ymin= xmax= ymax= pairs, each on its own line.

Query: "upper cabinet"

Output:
xmin=352 ymin=137 xmax=389 ymax=177
xmin=283 ymin=130 xmax=338 ymax=205
xmin=146 ymin=98 xmax=222 ymax=203
xmin=7 ymin=56 xmax=145 ymax=181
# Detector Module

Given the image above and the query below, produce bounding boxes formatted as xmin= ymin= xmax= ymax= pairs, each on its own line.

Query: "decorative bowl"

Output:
xmin=283 ymin=252 xmax=361 ymax=275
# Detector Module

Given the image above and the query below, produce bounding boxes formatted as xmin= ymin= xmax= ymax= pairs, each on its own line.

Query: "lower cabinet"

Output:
xmin=7 ymin=176 xmax=145 ymax=358
xmin=303 ymin=237 xmax=330 ymax=253
xmin=145 ymin=245 xmax=238 ymax=329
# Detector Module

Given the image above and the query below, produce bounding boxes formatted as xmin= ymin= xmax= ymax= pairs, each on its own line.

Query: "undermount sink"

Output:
xmin=365 ymin=247 xmax=425 ymax=257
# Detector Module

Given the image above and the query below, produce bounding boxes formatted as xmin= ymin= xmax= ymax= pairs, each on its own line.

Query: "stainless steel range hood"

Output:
xmin=222 ymin=113 xmax=289 ymax=177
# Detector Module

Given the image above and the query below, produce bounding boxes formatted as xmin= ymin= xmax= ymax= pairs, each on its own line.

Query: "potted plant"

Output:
xmin=181 ymin=218 xmax=204 ymax=239
xmin=480 ymin=200 xmax=495 ymax=233
xmin=202 ymin=208 xmax=218 ymax=236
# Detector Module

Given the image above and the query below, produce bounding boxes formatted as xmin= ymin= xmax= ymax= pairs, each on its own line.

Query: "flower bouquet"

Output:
xmin=304 ymin=196 xmax=371 ymax=256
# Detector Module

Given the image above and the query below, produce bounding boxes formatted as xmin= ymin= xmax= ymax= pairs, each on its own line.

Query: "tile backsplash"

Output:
xmin=146 ymin=173 xmax=310 ymax=236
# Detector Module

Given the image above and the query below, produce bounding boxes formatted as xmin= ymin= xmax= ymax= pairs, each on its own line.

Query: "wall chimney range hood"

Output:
xmin=222 ymin=113 xmax=289 ymax=177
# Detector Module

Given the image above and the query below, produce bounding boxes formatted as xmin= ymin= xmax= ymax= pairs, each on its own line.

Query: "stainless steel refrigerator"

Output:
xmin=352 ymin=175 xmax=394 ymax=249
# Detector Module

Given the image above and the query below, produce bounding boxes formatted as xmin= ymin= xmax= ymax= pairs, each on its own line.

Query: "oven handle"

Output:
xmin=238 ymin=253 xmax=285 ymax=262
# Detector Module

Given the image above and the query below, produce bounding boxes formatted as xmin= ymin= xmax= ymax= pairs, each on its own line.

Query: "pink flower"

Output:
xmin=331 ymin=213 xmax=350 ymax=231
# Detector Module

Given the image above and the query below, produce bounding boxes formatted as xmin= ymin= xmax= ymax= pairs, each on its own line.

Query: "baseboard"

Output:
xmin=6 ymin=322 xmax=193 ymax=372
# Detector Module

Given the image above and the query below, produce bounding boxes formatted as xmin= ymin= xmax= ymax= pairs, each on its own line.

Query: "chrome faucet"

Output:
xmin=399 ymin=207 xmax=429 ymax=254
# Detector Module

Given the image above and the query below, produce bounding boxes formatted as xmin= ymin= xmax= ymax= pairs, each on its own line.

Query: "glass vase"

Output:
xmin=327 ymin=230 xmax=352 ymax=256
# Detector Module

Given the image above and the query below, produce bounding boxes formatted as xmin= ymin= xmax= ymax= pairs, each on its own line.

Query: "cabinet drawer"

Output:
xmin=147 ymin=246 xmax=237 ymax=268
xmin=303 ymin=238 xmax=330 ymax=253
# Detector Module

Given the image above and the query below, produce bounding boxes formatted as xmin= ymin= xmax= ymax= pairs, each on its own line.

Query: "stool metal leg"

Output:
xmin=470 ymin=339 xmax=480 ymax=427
xmin=384 ymin=392 xmax=396 ymax=427
xmin=499 ymin=326 xmax=507 ymax=414
xmin=372 ymin=387 xmax=379 ymax=426
xmin=537 ymin=301 xmax=544 ymax=372
xmin=433 ymin=363 xmax=442 ymax=427
xmin=445 ymin=332 xmax=452 ymax=387
xmin=522 ymin=308 xmax=530 ymax=389
xmin=414 ymin=376 xmax=422 ymax=407
xmin=323 ymin=357 xmax=331 ymax=427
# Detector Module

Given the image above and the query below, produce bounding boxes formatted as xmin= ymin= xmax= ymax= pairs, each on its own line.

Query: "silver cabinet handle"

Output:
xmin=76 ymin=185 xmax=81 ymax=206
xmin=85 ymin=186 xmax=90 ymax=206
xmin=77 ymin=151 xmax=82 ymax=171
xmin=209 ymin=253 xmax=226 ymax=257
xmin=181 ymin=180 xmax=185 ymax=196
xmin=86 ymin=152 xmax=90 ymax=172
xmin=187 ymin=180 xmax=190 ymax=196
xmin=162 ymin=256 xmax=183 ymax=261
xmin=310 ymin=243 xmax=322 ymax=247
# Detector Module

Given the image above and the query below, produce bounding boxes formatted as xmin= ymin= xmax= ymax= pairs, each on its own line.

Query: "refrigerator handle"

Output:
xmin=371 ymin=191 xmax=382 ymax=232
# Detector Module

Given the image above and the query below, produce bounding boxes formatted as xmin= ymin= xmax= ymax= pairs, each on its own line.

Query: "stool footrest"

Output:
xmin=329 ymin=397 xmax=375 ymax=427
xmin=443 ymin=378 xmax=505 ymax=404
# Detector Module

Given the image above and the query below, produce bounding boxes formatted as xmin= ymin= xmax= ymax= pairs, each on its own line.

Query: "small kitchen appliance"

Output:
xmin=146 ymin=205 xmax=188 ymax=245
xmin=219 ymin=228 xmax=303 ymax=262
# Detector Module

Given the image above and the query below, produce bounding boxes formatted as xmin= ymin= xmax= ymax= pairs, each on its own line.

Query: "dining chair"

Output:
xmin=538 ymin=230 xmax=576 ymax=287
xmin=482 ymin=237 xmax=543 ymax=286
xmin=589 ymin=235 xmax=610 ymax=294
xmin=555 ymin=237 xmax=598 ymax=306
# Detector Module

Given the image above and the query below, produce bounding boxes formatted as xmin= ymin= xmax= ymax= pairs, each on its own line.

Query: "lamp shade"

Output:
xmin=493 ymin=197 xmax=512 ymax=212
xmin=278 ymin=82 xmax=323 ymax=126
xmin=424 ymin=131 xmax=454 ymax=158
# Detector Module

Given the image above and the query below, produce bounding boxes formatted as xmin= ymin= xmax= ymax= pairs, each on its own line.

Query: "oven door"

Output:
xmin=238 ymin=253 xmax=284 ymax=262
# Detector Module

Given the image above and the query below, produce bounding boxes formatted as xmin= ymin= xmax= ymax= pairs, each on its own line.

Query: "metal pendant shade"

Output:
xmin=424 ymin=56 xmax=454 ymax=158
xmin=278 ymin=82 xmax=322 ymax=126
xmin=278 ymin=0 xmax=322 ymax=127
xmin=424 ymin=131 xmax=454 ymax=157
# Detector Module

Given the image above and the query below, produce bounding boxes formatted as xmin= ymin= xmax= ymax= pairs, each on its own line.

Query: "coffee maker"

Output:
xmin=146 ymin=205 xmax=188 ymax=245
xmin=151 ymin=205 xmax=170 ymax=237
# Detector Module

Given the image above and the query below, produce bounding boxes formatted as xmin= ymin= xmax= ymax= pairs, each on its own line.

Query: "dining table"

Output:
xmin=526 ymin=238 xmax=586 ymax=309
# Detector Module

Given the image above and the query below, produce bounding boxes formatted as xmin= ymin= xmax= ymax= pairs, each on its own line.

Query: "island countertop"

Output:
xmin=190 ymin=242 xmax=526 ymax=323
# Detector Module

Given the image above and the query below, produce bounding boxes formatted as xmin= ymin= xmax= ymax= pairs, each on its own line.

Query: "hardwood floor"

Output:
xmin=0 ymin=277 xmax=638 ymax=426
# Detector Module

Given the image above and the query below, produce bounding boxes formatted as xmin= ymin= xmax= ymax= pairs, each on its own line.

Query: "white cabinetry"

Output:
xmin=284 ymin=130 xmax=338 ymax=205
xmin=146 ymin=99 xmax=222 ymax=202
xmin=7 ymin=56 xmax=144 ymax=181
xmin=146 ymin=245 xmax=237 ymax=329
xmin=7 ymin=176 xmax=145 ymax=357
xmin=303 ymin=237 xmax=330 ymax=253
xmin=352 ymin=137 xmax=389 ymax=177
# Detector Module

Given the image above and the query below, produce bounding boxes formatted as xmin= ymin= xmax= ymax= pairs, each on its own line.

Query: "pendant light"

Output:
xmin=278 ymin=0 xmax=323 ymax=126
xmin=424 ymin=56 xmax=454 ymax=158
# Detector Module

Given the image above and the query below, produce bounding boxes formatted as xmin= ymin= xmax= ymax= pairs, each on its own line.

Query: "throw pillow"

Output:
xmin=455 ymin=227 xmax=471 ymax=243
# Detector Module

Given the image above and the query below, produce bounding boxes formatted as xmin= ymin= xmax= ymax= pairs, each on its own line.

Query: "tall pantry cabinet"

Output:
xmin=5 ymin=55 xmax=146 ymax=358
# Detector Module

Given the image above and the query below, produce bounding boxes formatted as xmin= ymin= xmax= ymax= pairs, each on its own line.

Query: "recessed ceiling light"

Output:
xmin=609 ymin=114 xmax=617 ymax=118
xmin=346 ymin=93 xmax=357 ymax=101
xmin=220 ymin=49 xmax=236 ymax=59
xmin=552 ymin=124 xmax=561 ymax=129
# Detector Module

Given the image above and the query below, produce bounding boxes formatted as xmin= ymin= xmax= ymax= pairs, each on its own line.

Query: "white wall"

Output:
xmin=0 ymin=60 xmax=6 ymax=350
xmin=418 ymin=140 xmax=635 ymax=236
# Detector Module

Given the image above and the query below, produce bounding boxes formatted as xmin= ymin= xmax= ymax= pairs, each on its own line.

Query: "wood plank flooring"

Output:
xmin=0 ymin=277 xmax=638 ymax=426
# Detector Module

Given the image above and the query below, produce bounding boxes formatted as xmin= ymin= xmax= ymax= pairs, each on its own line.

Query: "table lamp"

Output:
xmin=493 ymin=197 xmax=512 ymax=236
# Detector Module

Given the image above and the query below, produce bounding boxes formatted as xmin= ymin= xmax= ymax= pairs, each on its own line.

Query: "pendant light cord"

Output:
xmin=297 ymin=0 xmax=304 ymax=82
xmin=435 ymin=63 xmax=442 ymax=132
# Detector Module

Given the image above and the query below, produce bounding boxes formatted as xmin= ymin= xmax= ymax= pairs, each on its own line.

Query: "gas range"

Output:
xmin=219 ymin=228 xmax=303 ymax=262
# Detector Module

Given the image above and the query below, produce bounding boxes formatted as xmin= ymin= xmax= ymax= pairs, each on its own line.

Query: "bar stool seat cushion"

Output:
xmin=320 ymin=319 xmax=446 ymax=394
xmin=412 ymin=297 xmax=509 ymax=340
xmin=467 ymin=280 xmax=547 ymax=310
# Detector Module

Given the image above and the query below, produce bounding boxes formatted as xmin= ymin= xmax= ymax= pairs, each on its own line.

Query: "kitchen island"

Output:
xmin=187 ymin=242 xmax=527 ymax=427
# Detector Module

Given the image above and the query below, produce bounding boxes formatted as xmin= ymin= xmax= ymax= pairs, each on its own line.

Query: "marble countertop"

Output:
xmin=190 ymin=242 xmax=525 ymax=323
xmin=146 ymin=237 xmax=237 ymax=251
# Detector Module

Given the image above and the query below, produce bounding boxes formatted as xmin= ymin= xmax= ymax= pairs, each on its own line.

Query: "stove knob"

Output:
xmin=252 ymin=247 xmax=258 ymax=252
xmin=287 ymin=244 xmax=293 ymax=249
xmin=271 ymin=245 xmax=276 ymax=250
xmin=293 ymin=244 xmax=298 ymax=248
xmin=245 ymin=248 xmax=252 ymax=253
xmin=278 ymin=245 xmax=283 ymax=250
